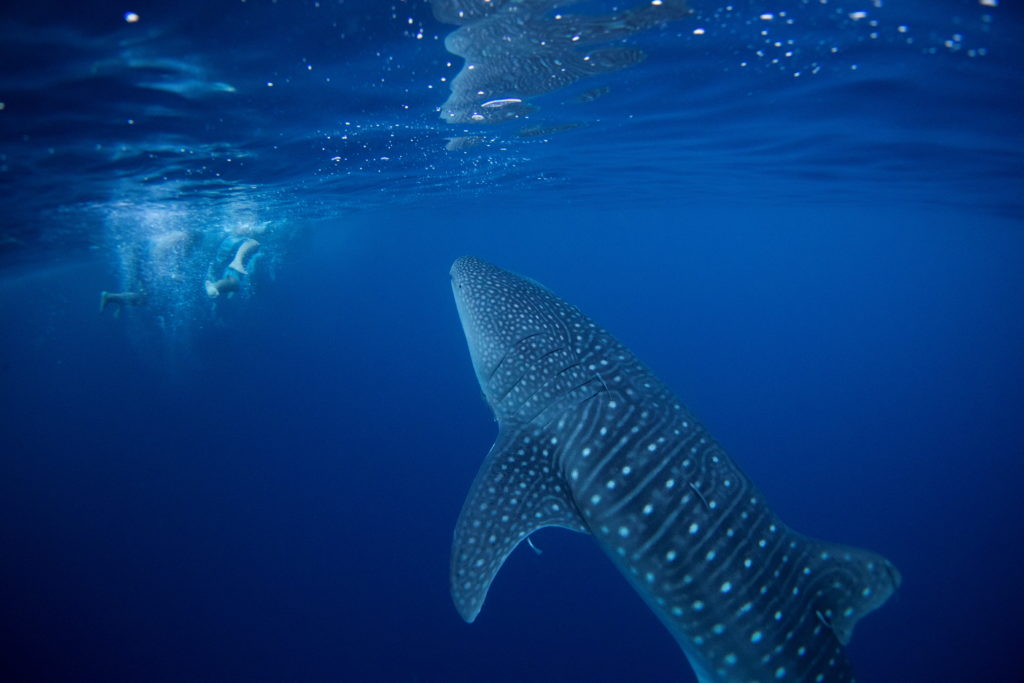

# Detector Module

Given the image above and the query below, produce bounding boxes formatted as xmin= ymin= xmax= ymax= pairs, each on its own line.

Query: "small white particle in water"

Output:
xmin=689 ymin=523 xmax=699 ymax=534
xmin=666 ymin=549 xmax=677 ymax=561
xmin=721 ymin=582 xmax=732 ymax=593
xmin=124 ymin=11 xmax=139 ymax=22
xmin=693 ymin=27 xmax=705 ymax=35
xmin=751 ymin=630 xmax=763 ymax=643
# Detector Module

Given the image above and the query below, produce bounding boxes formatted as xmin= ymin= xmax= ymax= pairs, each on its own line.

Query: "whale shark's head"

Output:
xmin=451 ymin=254 xmax=618 ymax=430
xmin=450 ymin=256 xmax=562 ymax=410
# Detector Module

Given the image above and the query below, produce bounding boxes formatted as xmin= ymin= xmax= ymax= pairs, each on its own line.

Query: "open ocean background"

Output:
xmin=1 ymin=0 xmax=1022 ymax=681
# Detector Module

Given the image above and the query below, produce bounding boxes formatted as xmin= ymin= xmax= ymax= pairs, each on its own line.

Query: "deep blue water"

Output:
xmin=2 ymin=1 xmax=1023 ymax=682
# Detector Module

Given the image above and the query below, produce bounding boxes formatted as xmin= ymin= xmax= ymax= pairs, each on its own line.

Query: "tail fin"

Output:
xmin=803 ymin=538 xmax=900 ymax=645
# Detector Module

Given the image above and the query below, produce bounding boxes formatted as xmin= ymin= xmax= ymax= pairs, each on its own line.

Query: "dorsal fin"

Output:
xmin=450 ymin=429 xmax=587 ymax=622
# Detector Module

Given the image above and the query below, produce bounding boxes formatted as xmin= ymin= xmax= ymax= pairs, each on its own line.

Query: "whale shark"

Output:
xmin=449 ymin=256 xmax=899 ymax=683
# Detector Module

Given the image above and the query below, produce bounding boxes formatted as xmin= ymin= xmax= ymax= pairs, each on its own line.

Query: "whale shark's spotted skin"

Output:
xmin=450 ymin=257 xmax=899 ymax=683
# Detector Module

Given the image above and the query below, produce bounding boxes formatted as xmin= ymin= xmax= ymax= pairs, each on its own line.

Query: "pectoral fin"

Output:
xmin=451 ymin=431 xmax=586 ymax=622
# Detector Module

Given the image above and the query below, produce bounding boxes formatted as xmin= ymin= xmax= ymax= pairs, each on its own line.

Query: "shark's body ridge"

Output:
xmin=449 ymin=256 xmax=899 ymax=683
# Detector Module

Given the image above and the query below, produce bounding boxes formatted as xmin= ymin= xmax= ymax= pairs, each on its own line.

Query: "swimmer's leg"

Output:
xmin=100 ymin=291 xmax=144 ymax=315
xmin=228 ymin=238 xmax=260 ymax=275
xmin=205 ymin=276 xmax=240 ymax=299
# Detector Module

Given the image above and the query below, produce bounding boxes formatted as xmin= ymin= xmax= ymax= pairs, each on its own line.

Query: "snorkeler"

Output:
xmin=204 ymin=237 xmax=260 ymax=298
xmin=99 ymin=290 xmax=147 ymax=318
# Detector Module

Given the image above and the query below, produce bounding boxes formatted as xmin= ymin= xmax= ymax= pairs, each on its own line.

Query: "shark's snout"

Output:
xmin=449 ymin=256 xmax=555 ymax=408
xmin=449 ymin=256 xmax=479 ymax=303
